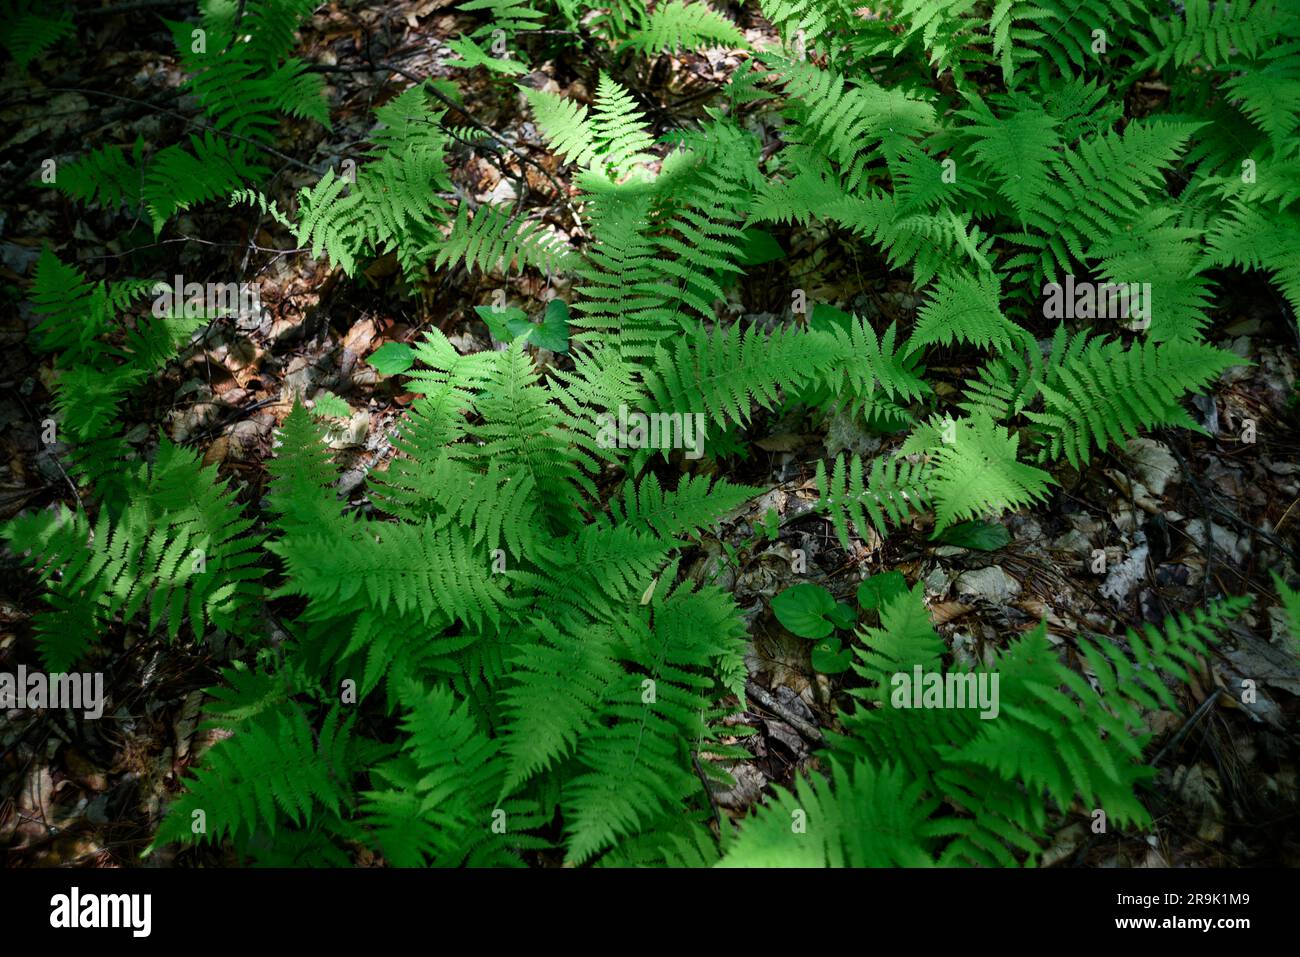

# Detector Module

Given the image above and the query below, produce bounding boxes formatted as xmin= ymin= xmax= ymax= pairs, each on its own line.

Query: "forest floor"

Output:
xmin=2 ymin=0 xmax=1300 ymax=867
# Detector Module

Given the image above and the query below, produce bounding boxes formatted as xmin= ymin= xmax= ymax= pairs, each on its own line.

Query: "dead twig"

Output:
xmin=745 ymin=679 xmax=824 ymax=745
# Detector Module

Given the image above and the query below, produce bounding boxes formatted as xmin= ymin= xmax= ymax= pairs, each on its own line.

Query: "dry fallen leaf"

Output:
xmin=202 ymin=434 xmax=230 ymax=467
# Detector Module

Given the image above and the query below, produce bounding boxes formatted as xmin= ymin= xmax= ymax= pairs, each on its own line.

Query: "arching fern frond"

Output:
xmin=2 ymin=441 xmax=265 ymax=668
xmin=1025 ymin=336 xmax=1246 ymax=468
xmin=47 ymin=139 xmax=143 ymax=214
xmin=1 ymin=3 xmax=73 ymax=68
xmin=606 ymin=473 xmax=760 ymax=542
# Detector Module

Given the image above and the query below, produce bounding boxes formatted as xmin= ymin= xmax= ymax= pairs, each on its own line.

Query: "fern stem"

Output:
xmin=1150 ymin=688 xmax=1223 ymax=768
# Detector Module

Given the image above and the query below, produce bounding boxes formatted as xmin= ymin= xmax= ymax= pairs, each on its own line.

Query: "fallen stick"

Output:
xmin=745 ymin=680 xmax=824 ymax=745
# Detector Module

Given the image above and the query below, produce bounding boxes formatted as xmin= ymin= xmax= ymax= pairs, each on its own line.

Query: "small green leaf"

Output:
xmin=772 ymin=583 xmax=838 ymax=639
xmin=367 ymin=341 xmax=414 ymax=375
xmin=827 ymin=602 xmax=856 ymax=630
xmin=428 ymin=79 xmax=464 ymax=109
xmin=533 ymin=298 xmax=570 ymax=353
xmin=309 ymin=390 xmax=351 ymax=418
xmin=446 ymin=36 xmax=529 ymax=75
xmin=737 ymin=228 xmax=786 ymax=266
xmin=857 ymin=571 xmax=907 ymax=611
xmin=475 ymin=302 xmax=569 ymax=352
xmin=811 ymin=636 xmax=853 ymax=673
xmin=475 ymin=304 xmax=531 ymax=343
xmin=809 ymin=304 xmax=854 ymax=334
xmin=935 ymin=520 xmax=1011 ymax=551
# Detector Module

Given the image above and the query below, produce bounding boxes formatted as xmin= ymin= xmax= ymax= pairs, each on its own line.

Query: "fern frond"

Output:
xmin=607 ymin=473 xmax=760 ymax=541
xmin=292 ymin=168 xmax=362 ymax=274
xmin=620 ymin=1 xmax=748 ymax=54
xmin=498 ymin=617 xmax=623 ymax=792
xmin=956 ymin=341 xmax=1047 ymax=422
xmin=548 ymin=342 xmax=648 ymax=468
xmin=229 ymin=187 xmax=294 ymax=228
xmin=198 ymin=0 xmax=320 ymax=64
xmin=436 ymin=203 xmax=574 ymax=276
xmin=374 ymin=453 xmax=542 ymax=560
xmin=281 ymin=87 xmax=451 ymax=278
xmin=396 ymin=330 xmax=496 ymax=444
xmin=1135 ymin=0 xmax=1281 ymax=70
xmin=767 ymin=55 xmax=936 ymax=191
xmin=1090 ymin=208 xmax=1217 ymax=341
xmin=143 ymin=133 xmax=269 ymax=235
xmin=461 ymin=340 xmax=594 ymax=531
xmin=818 ymin=317 xmax=929 ymax=418
xmin=1222 ymin=51 xmax=1300 ymax=152
xmin=951 ymin=598 xmax=1250 ymax=825
xmin=645 ymin=321 xmax=841 ymax=431
xmin=168 ymin=0 xmax=326 ymax=140
xmin=3 ymin=442 xmax=264 ymax=664
xmin=572 ymin=192 xmax=685 ymax=357
xmin=909 ymin=268 xmax=1026 ymax=352
xmin=719 ymin=758 xmax=942 ymax=866
xmin=589 ymin=72 xmax=657 ymax=179
xmin=29 ymin=248 xmax=146 ymax=357
xmin=524 ymin=524 xmax=673 ymax=621
xmin=1208 ymin=200 xmax=1300 ymax=316
xmin=461 ymin=0 xmax=547 ymax=37
xmin=563 ymin=581 xmax=746 ymax=864
xmin=1025 ymin=336 xmax=1246 ymax=468
xmin=1002 ymin=120 xmax=1200 ymax=289
xmin=904 ymin=412 xmax=1054 ymax=532
xmin=527 ymin=73 xmax=655 ymax=181
xmin=956 ymin=95 xmax=1061 ymax=225
xmin=47 ymin=139 xmax=143 ymax=212
xmin=156 ymin=705 xmax=356 ymax=846
xmin=815 ymin=453 xmax=932 ymax=548
xmin=265 ymin=401 xmax=348 ymax=535
xmin=828 ymin=190 xmax=994 ymax=286
xmin=270 ymin=518 xmax=518 ymax=632
xmin=1 ymin=4 xmax=73 ymax=68
xmin=1273 ymin=574 xmax=1300 ymax=656
xmin=522 ymin=86 xmax=598 ymax=168
xmin=363 ymin=681 xmax=545 ymax=866
xmin=756 ymin=0 xmax=856 ymax=54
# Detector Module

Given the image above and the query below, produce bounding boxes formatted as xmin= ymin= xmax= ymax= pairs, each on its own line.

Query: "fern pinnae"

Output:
xmin=816 ymin=452 xmax=933 ymax=548
xmin=646 ymin=321 xmax=842 ymax=430
xmin=436 ymin=203 xmax=574 ymax=276
xmin=620 ymin=1 xmax=748 ymax=54
xmin=1024 ymin=336 xmax=1247 ymax=468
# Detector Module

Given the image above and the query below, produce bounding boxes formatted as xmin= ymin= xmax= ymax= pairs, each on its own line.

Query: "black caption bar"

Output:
xmin=2 ymin=867 xmax=1280 ymax=945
